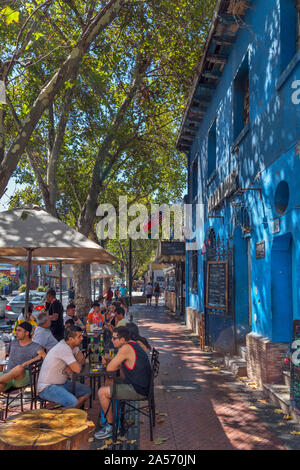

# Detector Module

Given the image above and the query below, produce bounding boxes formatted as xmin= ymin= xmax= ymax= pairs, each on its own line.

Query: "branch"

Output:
xmin=5 ymin=94 xmax=50 ymax=204
xmin=65 ymin=172 xmax=82 ymax=213
xmin=4 ymin=0 xmax=53 ymax=81
xmin=0 ymin=108 xmax=5 ymax=164
xmin=46 ymin=85 xmax=74 ymax=213
xmin=77 ymin=51 xmax=151 ymax=235
xmin=63 ymin=0 xmax=86 ymax=29
xmin=0 ymin=0 xmax=125 ymax=199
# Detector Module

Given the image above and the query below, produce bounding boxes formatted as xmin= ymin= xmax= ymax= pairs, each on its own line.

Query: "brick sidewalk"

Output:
xmin=135 ymin=303 xmax=290 ymax=451
xmin=2 ymin=302 xmax=300 ymax=450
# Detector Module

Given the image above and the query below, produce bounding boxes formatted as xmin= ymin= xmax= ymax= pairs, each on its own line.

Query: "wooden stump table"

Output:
xmin=0 ymin=408 xmax=95 ymax=450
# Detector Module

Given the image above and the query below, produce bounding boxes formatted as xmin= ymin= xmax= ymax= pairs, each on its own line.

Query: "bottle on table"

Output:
xmin=98 ymin=333 xmax=104 ymax=364
xmin=89 ymin=337 xmax=95 ymax=367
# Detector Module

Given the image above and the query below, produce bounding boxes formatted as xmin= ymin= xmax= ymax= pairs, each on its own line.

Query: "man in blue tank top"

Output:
xmin=94 ymin=325 xmax=152 ymax=440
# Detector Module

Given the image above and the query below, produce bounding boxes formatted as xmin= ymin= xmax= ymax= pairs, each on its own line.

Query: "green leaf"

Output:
xmin=1 ymin=6 xmax=19 ymax=25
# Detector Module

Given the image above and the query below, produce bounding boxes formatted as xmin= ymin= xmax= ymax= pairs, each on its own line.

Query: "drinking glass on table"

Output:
xmin=109 ymin=348 xmax=115 ymax=359
xmin=102 ymin=352 xmax=110 ymax=368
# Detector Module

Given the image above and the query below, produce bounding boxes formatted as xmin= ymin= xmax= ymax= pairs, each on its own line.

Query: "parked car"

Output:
xmin=4 ymin=291 xmax=46 ymax=324
xmin=0 ymin=295 xmax=8 ymax=318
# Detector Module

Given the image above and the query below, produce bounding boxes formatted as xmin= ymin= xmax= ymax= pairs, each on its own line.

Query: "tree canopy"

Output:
xmin=0 ymin=0 xmax=216 ymax=313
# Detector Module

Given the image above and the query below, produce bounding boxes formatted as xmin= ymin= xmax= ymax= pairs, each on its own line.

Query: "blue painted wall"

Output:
xmin=185 ymin=0 xmax=300 ymax=345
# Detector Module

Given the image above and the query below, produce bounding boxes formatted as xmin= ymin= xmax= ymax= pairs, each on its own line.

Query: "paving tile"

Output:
xmin=134 ymin=303 xmax=288 ymax=451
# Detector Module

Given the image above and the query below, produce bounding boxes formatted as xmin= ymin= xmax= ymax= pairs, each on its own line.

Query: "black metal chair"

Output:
xmin=0 ymin=358 xmax=44 ymax=420
xmin=27 ymin=359 xmax=44 ymax=410
xmin=118 ymin=347 xmax=160 ymax=441
xmin=0 ymin=384 xmax=26 ymax=420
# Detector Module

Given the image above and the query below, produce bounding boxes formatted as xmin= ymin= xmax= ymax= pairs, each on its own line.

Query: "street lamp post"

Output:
xmin=129 ymin=238 xmax=132 ymax=307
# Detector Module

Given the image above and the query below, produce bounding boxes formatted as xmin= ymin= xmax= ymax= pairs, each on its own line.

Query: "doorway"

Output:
xmin=271 ymin=233 xmax=293 ymax=343
xmin=233 ymin=226 xmax=250 ymax=343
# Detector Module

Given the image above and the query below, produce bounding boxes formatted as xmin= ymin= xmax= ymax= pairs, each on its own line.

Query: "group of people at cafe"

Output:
xmin=0 ymin=286 xmax=152 ymax=440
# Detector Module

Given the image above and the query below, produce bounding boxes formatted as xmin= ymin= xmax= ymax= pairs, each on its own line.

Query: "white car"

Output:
xmin=0 ymin=295 xmax=8 ymax=318
xmin=4 ymin=291 xmax=46 ymax=324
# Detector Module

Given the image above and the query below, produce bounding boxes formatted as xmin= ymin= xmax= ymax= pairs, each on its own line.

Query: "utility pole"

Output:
xmin=129 ymin=238 xmax=132 ymax=306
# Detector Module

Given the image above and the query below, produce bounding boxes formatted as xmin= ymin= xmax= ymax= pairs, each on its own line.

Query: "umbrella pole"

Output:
xmin=59 ymin=261 xmax=63 ymax=304
xmin=25 ymin=248 xmax=33 ymax=320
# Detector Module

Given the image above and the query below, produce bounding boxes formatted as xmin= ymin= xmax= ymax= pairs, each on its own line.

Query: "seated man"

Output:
xmin=103 ymin=304 xmax=125 ymax=335
xmin=97 ymin=296 xmax=106 ymax=309
xmin=37 ymin=325 xmax=91 ymax=409
xmin=64 ymin=303 xmax=85 ymax=328
xmin=0 ymin=322 xmax=45 ymax=393
xmin=33 ymin=312 xmax=58 ymax=352
xmin=95 ymin=326 xmax=152 ymax=440
xmin=115 ymin=306 xmax=127 ymax=327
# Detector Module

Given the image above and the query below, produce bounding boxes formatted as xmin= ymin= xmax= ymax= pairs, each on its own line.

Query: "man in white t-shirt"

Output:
xmin=37 ymin=325 xmax=91 ymax=408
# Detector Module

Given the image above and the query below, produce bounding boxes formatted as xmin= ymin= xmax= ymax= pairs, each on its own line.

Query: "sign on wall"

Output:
xmin=272 ymin=219 xmax=281 ymax=234
xmin=255 ymin=241 xmax=265 ymax=259
xmin=208 ymin=170 xmax=238 ymax=212
xmin=291 ymin=320 xmax=300 ymax=414
xmin=206 ymin=261 xmax=229 ymax=311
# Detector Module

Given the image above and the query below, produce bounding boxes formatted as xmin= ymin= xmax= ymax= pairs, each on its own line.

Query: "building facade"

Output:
xmin=177 ymin=0 xmax=300 ymax=388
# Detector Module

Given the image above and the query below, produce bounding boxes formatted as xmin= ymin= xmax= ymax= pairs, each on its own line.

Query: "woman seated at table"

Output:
xmin=126 ymin=322 xmax=151 ymax=354
xmin=87 ymin=302 xmax=104 ymax=327
xmin=118 ymin=298 xmax=129 ymax=318
xmin=13 ymin=306 xmax=37 ymax=338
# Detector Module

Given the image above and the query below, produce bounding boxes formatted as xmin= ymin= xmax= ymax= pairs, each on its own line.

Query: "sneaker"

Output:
xmin=94 ymin=423 xmax=113 ymax=440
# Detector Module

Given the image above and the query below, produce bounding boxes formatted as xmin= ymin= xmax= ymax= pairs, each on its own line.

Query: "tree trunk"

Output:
xmin=0 ymin=409 xmax=94 ymax=450
xmin=73 ymin=264 xmax=91 ymax=320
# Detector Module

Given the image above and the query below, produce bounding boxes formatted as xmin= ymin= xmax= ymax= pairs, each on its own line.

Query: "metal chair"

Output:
xmin=0 ymin=359 xmax=43 ymax=420
xmin=118 ymin=348 xmax=160 ymax=441
xmin=0 ymin=384 xmax=26 ymax=420
xmin=27 ymin=359 xmax=43 ymax=410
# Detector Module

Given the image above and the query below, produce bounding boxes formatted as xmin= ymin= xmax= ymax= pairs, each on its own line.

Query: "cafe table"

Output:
xmin=72 ymin=363 xmax=118 ymax=408
xmin=72 ymin=364 xmax=119 ymax=441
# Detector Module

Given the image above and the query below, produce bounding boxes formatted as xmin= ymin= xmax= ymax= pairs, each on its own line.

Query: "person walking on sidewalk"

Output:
xmin=94 ymin=326 xmax=152 ymax=440
xmin=145 ymin=282 xmax=153 ymax=307
xmin=154 ymin=283 xmax=160 ymax=307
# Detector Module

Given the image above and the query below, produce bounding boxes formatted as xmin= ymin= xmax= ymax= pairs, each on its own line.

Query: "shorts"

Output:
xmin=38 ymin=380 xmax=91 ymax=408
xmin=0 ymin=370 xmax=30 ymax=391
xmin=110 ymin=378 xmax=147 ymax=400
xmin=154 ymin=292 xmax=160 ymax=297
xmin=120 ymin=296 xmax=129 ymax=307
xmin=146 ymin=294 xmax=152 ymax=299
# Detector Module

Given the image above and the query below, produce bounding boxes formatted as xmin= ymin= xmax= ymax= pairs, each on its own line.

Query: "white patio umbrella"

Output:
xmin=0 ymin=207 xmax=118 ymax=313
xmin=0 ymin=258 xmax=118 ymax=303
xmin=46 ymin=264 xmax=118 ymax=279
xmin=45 ymin=264 xmax=118 ymax=301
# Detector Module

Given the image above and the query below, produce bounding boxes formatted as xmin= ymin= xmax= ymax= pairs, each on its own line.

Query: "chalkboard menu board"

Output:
xmin=206 ymin=261 xmax=228 ymax=311
xmin=291 ymin=320 xmax=300 ymax=413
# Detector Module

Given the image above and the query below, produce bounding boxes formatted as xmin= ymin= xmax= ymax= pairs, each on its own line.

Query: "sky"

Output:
xmin=0 ymin=178 xmax=25 ymax=212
